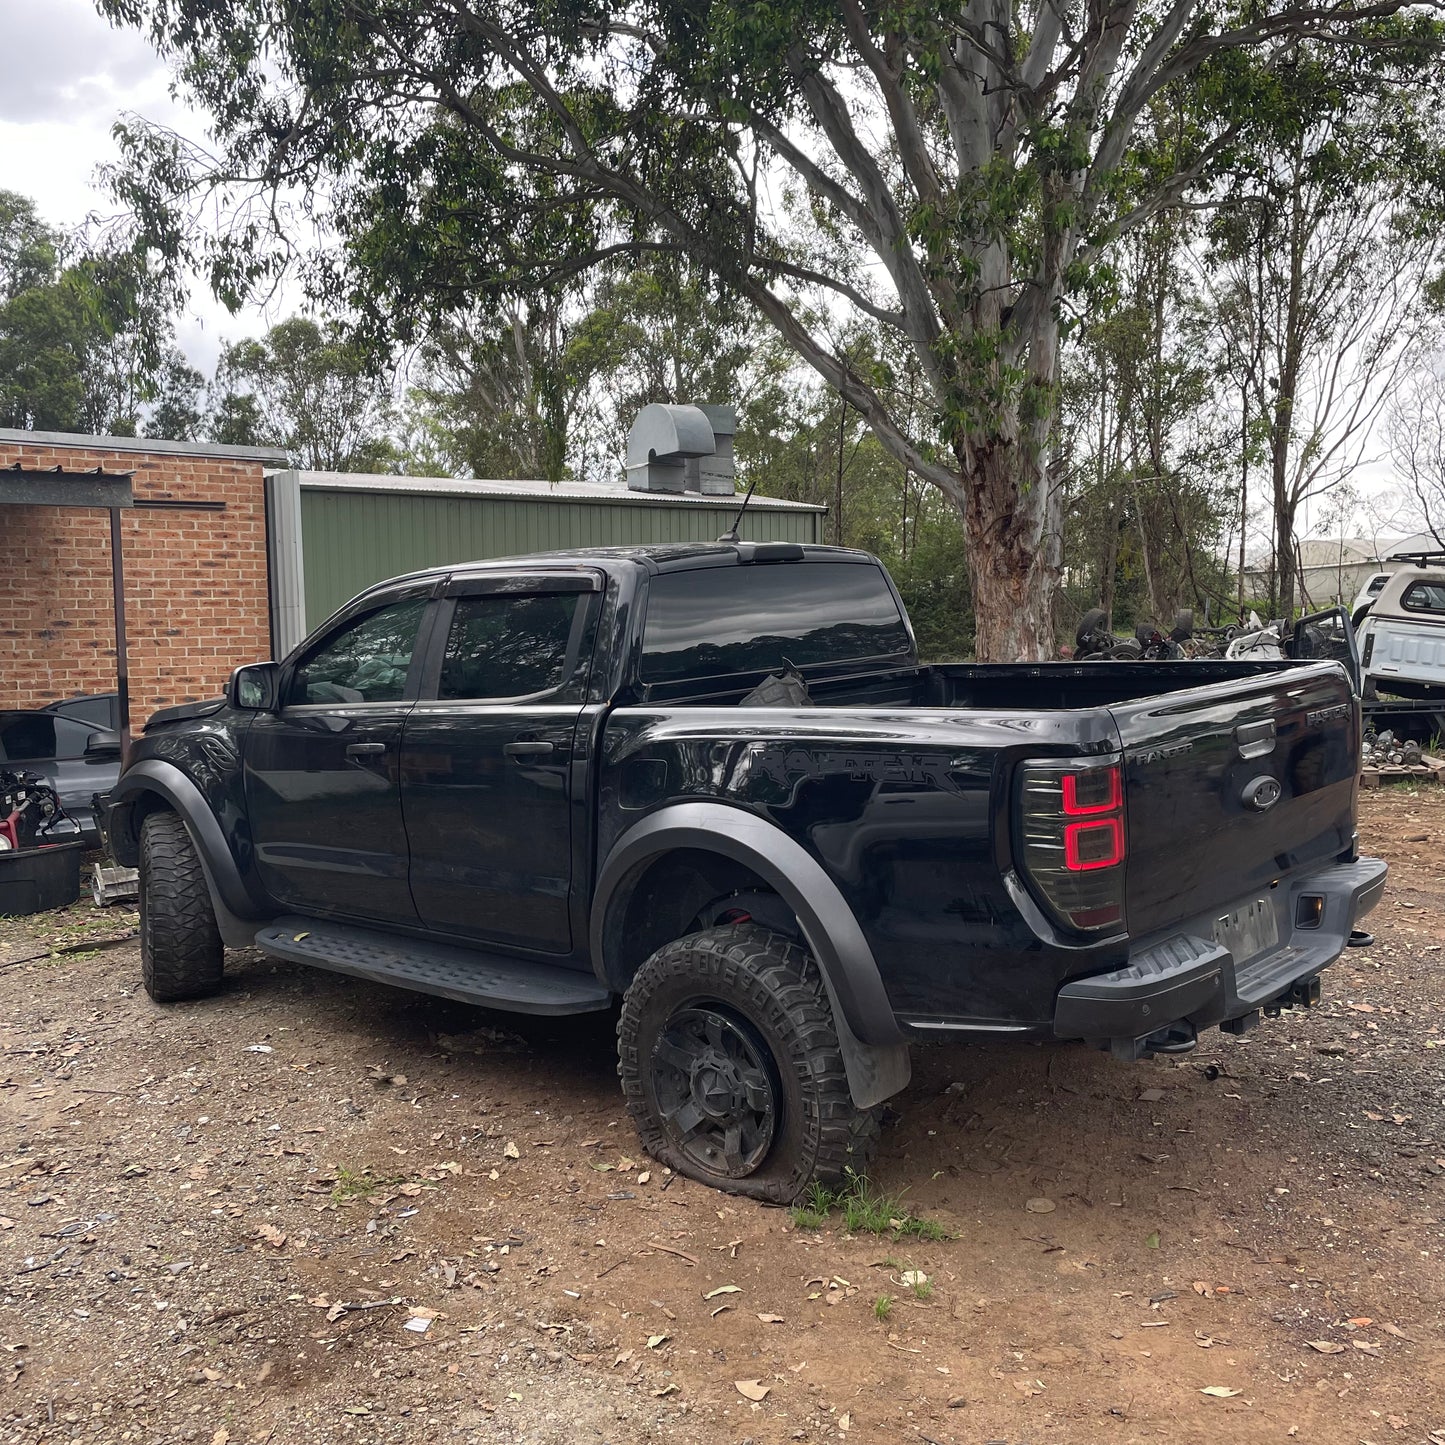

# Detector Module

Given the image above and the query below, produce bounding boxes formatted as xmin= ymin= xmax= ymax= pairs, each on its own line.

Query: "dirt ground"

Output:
xmin=2 ymin=792 xmax=1444 ymax=1445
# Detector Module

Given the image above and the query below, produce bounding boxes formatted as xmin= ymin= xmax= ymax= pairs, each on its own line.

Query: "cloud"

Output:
xmin=0 ymin=0 xmax=169 ymax=125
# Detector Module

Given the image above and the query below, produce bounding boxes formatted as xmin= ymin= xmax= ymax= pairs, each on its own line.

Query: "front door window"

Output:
xmin=286 ymin=598 xmax=427 ymax=706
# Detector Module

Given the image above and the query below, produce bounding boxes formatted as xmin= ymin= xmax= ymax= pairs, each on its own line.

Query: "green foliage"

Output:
xmin=143 ymin=349 xmax=206 ymax=442
xmin=739 ymin=351 xmax=975 ymax=656
xmin=788 ymin=1171 xmax=949 ymax=1240
xmin=330 ymin=1166 xmax=406 ymax=1201
xmin=872 ymin=1294 xmax=895 ymax=1322
xmin=399 ymin=258 xmax=769 ymax=483
xmin=1060 ymin=185 xmax=1261 ymax=636
xmin=0 ymin=189 xmax=186 ymax=435
xmin=213 ymin=317 xmax=398 ymax=470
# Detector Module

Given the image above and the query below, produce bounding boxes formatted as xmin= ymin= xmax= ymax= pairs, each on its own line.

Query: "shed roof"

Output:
xmin=278 ymin=468 xmax=827 ymax=512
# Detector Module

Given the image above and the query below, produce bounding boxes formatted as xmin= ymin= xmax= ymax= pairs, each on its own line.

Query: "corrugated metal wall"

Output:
xmin=297 ymin=488 xmax=823 ymax=628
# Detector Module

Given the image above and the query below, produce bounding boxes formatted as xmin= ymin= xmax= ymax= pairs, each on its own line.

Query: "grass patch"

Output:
xmin=788 ymin=1171 xmax=949 ymax=1240
xmin=873 ymin=1294 xmax=894 ymax=1322
xmin=331 ymin=1166 xmax=406 ymax=1201
xmin=908 ymin=1275 xmax=934 ymax=1302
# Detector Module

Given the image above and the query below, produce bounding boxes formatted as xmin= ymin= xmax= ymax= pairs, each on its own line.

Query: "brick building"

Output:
xmin=1 ymin=429 xmax=287 ymax=716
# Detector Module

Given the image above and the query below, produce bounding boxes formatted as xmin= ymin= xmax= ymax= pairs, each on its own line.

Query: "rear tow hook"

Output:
xmin=1113 ymin=1023 xmax=1198 ymax=1061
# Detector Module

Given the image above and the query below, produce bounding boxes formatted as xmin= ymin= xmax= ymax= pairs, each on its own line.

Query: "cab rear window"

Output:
xmin=1401 ymin=581 xmax=1445 ymax=614
xmin=641 ymin=563 xmax=912 ymax=684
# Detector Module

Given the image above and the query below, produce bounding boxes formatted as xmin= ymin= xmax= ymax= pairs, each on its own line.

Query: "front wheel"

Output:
xmin=617 ymin=925 xmax=880 ymax=1202
xmin=139 ymin=810 xmax=224 ymax=1002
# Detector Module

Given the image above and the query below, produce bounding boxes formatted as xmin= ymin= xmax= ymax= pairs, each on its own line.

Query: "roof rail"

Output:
xmin=1387 ymin=549 xmax=1445 ymax=567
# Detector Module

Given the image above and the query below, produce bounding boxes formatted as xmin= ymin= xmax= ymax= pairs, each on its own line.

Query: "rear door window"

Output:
xmin=438 ymin=594 xmax=585 ymax=700
xmin=641 ymin=562 xmax=911 ymax=685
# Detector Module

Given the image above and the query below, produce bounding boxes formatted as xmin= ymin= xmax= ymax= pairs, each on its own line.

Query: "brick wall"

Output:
xmin=0 ymin=438 xmax=273 ymax=717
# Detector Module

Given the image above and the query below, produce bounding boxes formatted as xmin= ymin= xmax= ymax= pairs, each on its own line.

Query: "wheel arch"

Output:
xmin=592 ymin=803 xmax=910 ymax=1100
xmin=108 ymin=760 xmax=271 ymax=946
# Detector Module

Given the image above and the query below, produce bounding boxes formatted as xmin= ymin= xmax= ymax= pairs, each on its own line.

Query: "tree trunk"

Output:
xmin=959 ymin=435 xmax=1061 ymax=661
xmin=1100 ymin=519 xmax=1120 ymax=626
xmin=1273 ymin=485 xmax=1297 ymax=618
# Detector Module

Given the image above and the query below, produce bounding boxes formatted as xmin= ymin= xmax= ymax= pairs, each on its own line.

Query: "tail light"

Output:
xmin=1016 ymin=758 xmax=1127 ymax=933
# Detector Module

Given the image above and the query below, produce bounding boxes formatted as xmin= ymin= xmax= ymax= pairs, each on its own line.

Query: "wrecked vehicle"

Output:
xmin=105 ymin=543 xmax=1385 ymax=1199
xmin=1356 ymin=552 xmax=1445 ymax=700
xmin=0 ymin=708 xmax=121 ymax=845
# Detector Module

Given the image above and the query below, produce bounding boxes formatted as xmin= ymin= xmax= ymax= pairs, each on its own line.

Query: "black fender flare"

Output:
xmin=592 ymin=802 xmax=901 ymax=1042
xmin=106 ymin=760 xmax=272 ymax=942
xmin=591 ymin=802 xmax=911 ymax=1107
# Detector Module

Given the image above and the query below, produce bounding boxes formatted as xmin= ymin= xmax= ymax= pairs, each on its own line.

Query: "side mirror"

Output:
xmin=228 ymin=662 xmax=280 ymax=712
xmin=84 ymin=728 xmax=122 ymax=760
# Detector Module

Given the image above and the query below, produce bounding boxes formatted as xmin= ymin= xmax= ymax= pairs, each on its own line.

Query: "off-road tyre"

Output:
xmin=139 ymin=810 xmax=223 ymax=1002
xmin=617 ymin=924 xmax=881 ymax=1203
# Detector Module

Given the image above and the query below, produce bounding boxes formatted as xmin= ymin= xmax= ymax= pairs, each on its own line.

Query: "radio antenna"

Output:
xmin=717 ymin=477 xmax=759 ymax=544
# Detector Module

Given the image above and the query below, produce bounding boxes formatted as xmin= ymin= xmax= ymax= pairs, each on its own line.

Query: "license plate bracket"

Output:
xmin=1213 ymin=897 xmax=1279 ymax=963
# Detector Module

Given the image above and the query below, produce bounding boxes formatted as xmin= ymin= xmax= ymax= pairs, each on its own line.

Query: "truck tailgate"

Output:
xmin=1110 ymin=662 xmax=1358 ymax=940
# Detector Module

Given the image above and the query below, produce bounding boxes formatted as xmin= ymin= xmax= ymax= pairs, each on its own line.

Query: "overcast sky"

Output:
xmin=0 ymin=0 xmax=268 ymax=373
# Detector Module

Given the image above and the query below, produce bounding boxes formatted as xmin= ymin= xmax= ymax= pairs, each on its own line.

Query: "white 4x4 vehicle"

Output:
xmin=1357 ymin=553 xmax=1445 ymax=699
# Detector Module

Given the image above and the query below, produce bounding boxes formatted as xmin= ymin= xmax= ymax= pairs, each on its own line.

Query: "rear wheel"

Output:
xmin=139 ymin=810 xmax=223 ymax=1002
xmin=617 ymin=924 xmax=880 ymax=1202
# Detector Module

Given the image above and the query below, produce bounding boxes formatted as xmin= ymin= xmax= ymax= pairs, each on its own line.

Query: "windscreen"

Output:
xmin=641 ymin=562 xmax=912 ymax=684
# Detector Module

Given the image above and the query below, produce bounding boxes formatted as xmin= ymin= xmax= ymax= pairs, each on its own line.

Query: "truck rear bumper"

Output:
xmin=1052 ymin=857 xmax=1387 ymax=1059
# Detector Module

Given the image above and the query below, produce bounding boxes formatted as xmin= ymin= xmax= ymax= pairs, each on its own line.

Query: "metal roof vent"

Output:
xmin=625 ymin=403 xmax=736 ymax=495
xmin=686 ymin=404 xmax=736 ymax=496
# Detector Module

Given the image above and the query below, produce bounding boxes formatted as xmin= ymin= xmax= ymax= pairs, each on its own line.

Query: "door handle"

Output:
xmin=503 ymin=740 xmax=555 ymax=760
xmin=345 ymin=742 xmax=387 ymax=757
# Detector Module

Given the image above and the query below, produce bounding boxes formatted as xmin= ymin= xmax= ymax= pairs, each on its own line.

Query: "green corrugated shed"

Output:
xmin=264 ymin=470 xmax=826 ymax=653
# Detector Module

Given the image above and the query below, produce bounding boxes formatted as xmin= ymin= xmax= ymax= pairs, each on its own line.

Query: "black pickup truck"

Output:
xmin=106 ymin=543 xmax=1385 ymax=1200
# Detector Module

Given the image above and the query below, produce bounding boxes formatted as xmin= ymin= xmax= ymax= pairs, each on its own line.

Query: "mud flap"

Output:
xmin=816 ymin=968 xmax=911 ymax=1108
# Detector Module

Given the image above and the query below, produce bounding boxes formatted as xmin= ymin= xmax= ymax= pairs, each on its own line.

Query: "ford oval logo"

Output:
xmin=1243 ymin=776 xmax=1282 ymax=812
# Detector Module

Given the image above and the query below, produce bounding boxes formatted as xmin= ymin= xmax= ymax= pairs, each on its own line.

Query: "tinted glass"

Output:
xmin=641 ymin=563 xmax=911 ymax=684
xmin=287 ymin=598 xmax=426 ymax=705
xmin=47 ymin=695 xmax=119 ymax=728
xmin=440 ymin=594 xmax=582 ymax=700
xmin=0 ymin=714 xmax=100 ymax=762
xmin=1401 ymin=581 xmax=1445 ymax=614
xmin=0 ymin=714 xmax=55 ymax=762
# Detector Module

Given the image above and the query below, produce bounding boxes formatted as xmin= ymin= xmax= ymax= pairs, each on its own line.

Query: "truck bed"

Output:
xmin=606 ymin=656 xmax=1360 ymax=1032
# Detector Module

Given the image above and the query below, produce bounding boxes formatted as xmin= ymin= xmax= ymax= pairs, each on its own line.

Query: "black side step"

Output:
xmin=254 ymin=916 xmax=613 ymax=1016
